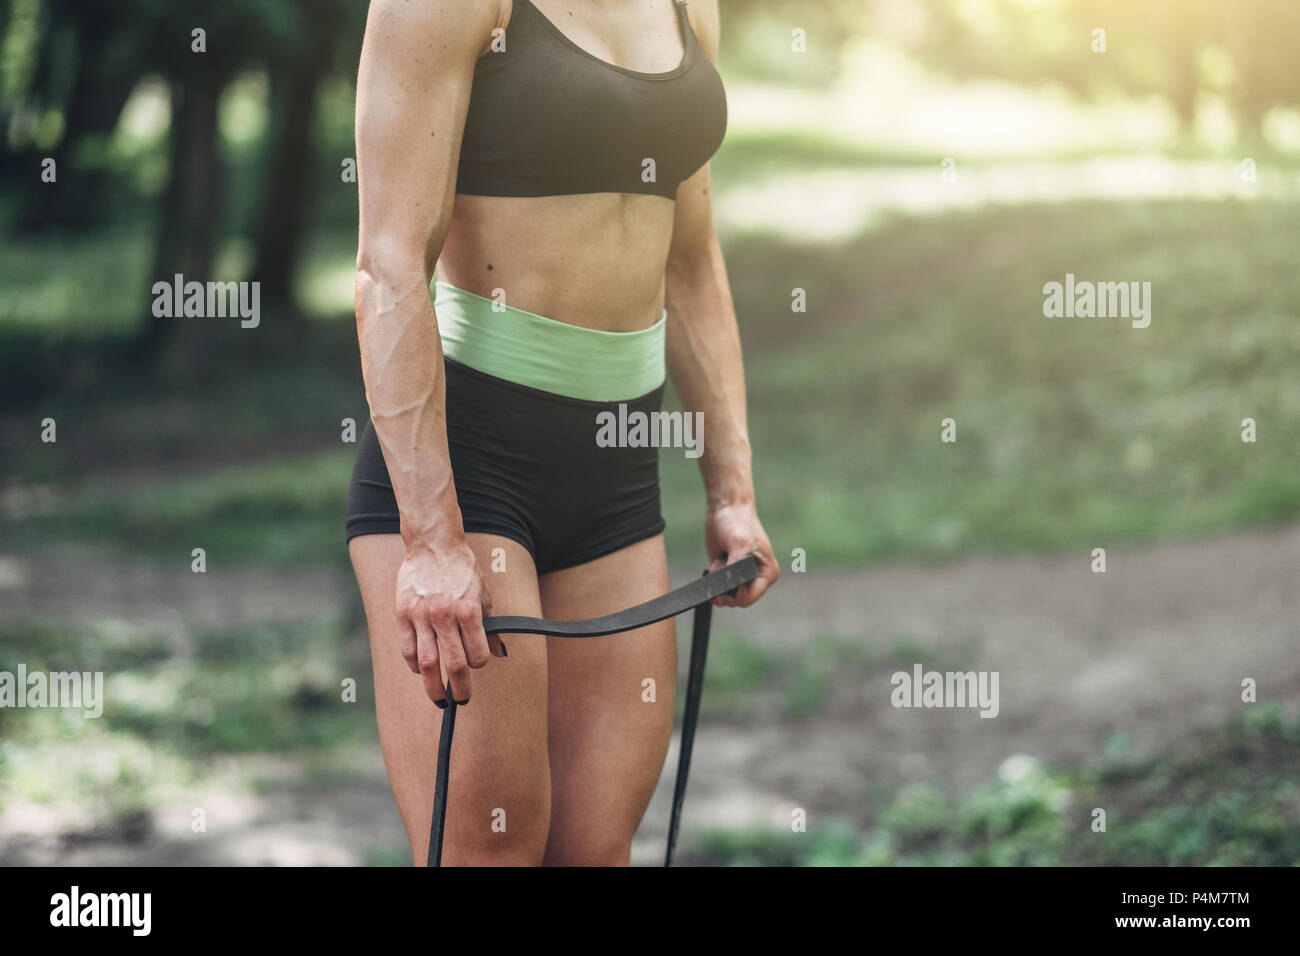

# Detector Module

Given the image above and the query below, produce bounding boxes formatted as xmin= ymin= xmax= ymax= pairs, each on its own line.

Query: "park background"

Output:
xmin=1 ymin=0 xmax=1298 ymax=865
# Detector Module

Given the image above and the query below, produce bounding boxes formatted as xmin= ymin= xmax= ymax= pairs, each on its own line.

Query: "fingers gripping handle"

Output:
xmin=427 ymin=554 xmax=758 ymax=867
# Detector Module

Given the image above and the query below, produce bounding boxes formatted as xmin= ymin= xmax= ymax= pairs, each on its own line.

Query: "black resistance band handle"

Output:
xmin=480 ymin=556 xmax=758 ymax=637
xmin=427 ymin=553 xmax=759 ymax=867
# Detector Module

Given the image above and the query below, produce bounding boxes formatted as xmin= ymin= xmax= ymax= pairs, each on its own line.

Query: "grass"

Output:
xmin=0 ymin=614 xmax=373 ymax=758
xmin=692 ymin=630 xmax=968 ymax=721
xmin=686 ymin=197 xmax=1300 ymax=564
xmin=7 ymin=608 xmax=1293 ymax=867
xmin=0 ymin=613 xmax=376 ymax=830
xmin=0 ymin=609 xmax=388 ymax=857
xmin=683 ymin=703 xmax=1300 ymax=866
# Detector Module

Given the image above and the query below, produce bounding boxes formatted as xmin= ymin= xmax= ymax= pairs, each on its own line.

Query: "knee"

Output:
xmin=420 ymin=802 xmax=551 ymax=867
xmin=420 ymin=839 xmax=547 ymax=867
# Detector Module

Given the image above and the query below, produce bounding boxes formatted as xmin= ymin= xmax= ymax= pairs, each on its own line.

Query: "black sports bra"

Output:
xmin=456 ymin=0 xmax=727 ymax=200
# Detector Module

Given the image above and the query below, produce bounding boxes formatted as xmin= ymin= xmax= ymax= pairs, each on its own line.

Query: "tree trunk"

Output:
xmin=11 ymin=3 xmax=133 ymax=231
xmin=249 ymin=52 xmax=326 ymax=329
xmin=135 ymin=60 xmax=224 ymax=376
xmin=24 ymin=21 xmax=137 ymax=230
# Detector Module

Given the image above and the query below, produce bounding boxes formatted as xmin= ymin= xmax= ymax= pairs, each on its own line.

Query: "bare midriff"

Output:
xmin=437 ymin=191 xmax=678 ymax=333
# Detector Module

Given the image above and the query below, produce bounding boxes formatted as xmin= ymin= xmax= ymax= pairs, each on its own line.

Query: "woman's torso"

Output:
xmin=436 ymin=0 xmax=726 ymax=333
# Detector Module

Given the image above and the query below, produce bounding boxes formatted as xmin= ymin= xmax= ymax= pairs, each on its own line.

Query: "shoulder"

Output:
xmin=362 ymin=0 xmax=509 ymax=59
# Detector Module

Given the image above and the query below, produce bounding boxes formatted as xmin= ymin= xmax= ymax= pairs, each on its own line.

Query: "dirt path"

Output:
xmin=2 ymin=523 xmax=1297 ymax=865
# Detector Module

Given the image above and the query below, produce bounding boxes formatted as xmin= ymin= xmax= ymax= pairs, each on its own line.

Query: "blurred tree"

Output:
xmin=249 ymin=0 xmax=364 ymax=322
xmin=2 ymin=0 xmax=362 ymax=369
xmin=900 ymin=0 xmax=1297 ymax=139
xmin=1220 ymin=0 xmax=1300 ymax=135
xmin=4 ymin=0 xmax=138 ymax=229
xmin=719 ymin=0 xmax=869 ymax=84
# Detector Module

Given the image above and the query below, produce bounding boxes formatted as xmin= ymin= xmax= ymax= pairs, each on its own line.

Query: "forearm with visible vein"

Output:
xmin=355 ymin=263 xmax=463 ymax=553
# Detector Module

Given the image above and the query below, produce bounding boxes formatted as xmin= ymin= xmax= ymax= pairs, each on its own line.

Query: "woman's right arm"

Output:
xmin=354 ymin=0 xmax=506 ymax=706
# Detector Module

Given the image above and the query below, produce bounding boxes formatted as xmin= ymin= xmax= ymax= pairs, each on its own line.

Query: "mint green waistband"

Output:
xmin=433 ymin=281 xmax=666 ymax=402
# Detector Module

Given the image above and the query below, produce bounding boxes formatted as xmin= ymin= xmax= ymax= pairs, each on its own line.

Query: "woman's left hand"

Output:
xmin=704 ymin=501 xmax=780 ymax=607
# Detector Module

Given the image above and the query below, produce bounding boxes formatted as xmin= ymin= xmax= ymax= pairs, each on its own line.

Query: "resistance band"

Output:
xmin=428 ymin=554 xmax=760 ymax=867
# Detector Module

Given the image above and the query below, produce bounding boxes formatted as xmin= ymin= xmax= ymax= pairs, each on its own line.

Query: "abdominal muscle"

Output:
xmin=437 ymin=192 xmax=677 ymax=333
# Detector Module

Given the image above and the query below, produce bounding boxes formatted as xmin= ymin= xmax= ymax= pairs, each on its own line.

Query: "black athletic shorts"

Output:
xmin=345 ymin=358 xmax=666 ymax=574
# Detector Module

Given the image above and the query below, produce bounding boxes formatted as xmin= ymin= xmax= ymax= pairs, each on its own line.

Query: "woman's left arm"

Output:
xmin=664 ymin=1 xmax=779 ymax=607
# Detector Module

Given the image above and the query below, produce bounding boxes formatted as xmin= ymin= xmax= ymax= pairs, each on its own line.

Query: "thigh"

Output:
xmin=351 ymin=532 xmax=550 ymax=866
xmin=540 ymin=534 xmax=676 ymax=866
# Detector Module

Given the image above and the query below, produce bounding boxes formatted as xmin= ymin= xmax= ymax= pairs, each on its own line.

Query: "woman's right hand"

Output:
xmin=394 ymin=539 xmax=502 ymax=706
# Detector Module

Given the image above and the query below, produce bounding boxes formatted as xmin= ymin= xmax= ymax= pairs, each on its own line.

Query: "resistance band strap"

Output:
xmin=427 ymin=554 xmax=759 ymax=867
xmin=665 ymin=595 xmax=711 ymax=867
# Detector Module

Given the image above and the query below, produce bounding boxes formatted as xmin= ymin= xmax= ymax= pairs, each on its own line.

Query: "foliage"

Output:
xmin=688 ymin=704 xmax=1300 ymax=866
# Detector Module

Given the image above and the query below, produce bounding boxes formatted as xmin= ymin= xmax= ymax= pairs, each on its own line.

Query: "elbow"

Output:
xmin=354 ymin=234 xmax=432 ymax=324
xmin=356 ymin=232 xmax=429 ymax=283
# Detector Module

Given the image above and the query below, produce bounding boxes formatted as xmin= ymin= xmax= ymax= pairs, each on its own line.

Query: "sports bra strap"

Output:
xmin=673 ymin=0 xmax=695 ymax=51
